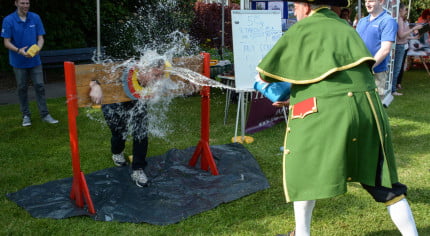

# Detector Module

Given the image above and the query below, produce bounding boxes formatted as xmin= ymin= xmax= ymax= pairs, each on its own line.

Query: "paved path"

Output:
xmin=0 ymin=81 xmax=66 ymax=105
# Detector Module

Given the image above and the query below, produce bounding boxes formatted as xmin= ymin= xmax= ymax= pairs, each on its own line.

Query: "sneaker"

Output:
xmin=392 ymin=92 xmax=403 ymax=96
xmin=22 ymin=116 xmax=31 ymax=127
xmin=131 ymin=169 xmax=148 ymax=187
xmin=112 ymin=153 xmax=127 ymax=166
xmin=42 ymin=114 xmax=59 ymax=124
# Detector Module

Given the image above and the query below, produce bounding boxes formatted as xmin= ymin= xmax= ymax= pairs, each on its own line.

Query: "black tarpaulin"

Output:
xmin=6 ymin=143 xmax=270 ymax=225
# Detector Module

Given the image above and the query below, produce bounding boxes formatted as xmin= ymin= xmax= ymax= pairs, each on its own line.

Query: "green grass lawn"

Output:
xmin=0 ymin=70 xmax=429 ymax=235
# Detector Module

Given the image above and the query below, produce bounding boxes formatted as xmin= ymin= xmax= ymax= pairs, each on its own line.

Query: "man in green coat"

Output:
xmin=256 ymin=1 xmax=418 ymax=235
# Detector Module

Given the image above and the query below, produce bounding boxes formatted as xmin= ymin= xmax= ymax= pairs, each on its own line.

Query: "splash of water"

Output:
xmin=85 ymin=4 xmax=235 ymax=141
xmin=167 ymin=67 xmax=234 ymax=90
xmin=85 ymin=64 xmax=236 ymax=140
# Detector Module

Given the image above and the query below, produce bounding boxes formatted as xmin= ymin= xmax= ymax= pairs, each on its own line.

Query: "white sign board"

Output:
xmin=232 ymin=10 xmax=282 ymax=91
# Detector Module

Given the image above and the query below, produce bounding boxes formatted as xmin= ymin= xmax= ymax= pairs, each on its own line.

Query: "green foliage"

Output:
xmin=102 ymin=0 xmax=196 ymax=59
xmin=0 ymin=0 xmax=195 ymax=70
xmin=407 ymin=0 xmax=430 ymax=22
xmin=189 ymin=2 xmax=240 ymax=50
xmin=200 ymin=46 xmax=234 ymax=63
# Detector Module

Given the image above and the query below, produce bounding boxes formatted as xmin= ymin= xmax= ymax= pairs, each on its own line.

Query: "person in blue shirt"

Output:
xmin=1 ymin=0 xmax=58 ymax=127
xmin=356 ymin=0 xmax=398 ymax=100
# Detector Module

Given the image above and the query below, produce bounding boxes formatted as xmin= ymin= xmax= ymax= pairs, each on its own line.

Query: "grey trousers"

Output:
xmin=13 ymin=65 xmax=49 ymax=118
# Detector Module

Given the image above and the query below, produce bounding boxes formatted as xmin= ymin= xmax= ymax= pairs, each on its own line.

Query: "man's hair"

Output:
xmin=148 ymin=58 xmax=165 ymax=69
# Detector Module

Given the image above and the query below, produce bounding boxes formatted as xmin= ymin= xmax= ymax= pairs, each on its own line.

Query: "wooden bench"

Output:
xmin=40 ymin=47 xmax=102 ymax=81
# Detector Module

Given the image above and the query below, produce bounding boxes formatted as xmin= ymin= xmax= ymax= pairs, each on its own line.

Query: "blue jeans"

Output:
xmin=392 ymin=44 xmax=406 ymax=93
xmin=13 ymin=65 xmax=49 ymax=118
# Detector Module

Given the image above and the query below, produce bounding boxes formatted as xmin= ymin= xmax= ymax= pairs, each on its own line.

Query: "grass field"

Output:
xmin=0 ymin=70 xmax=429 ymax=235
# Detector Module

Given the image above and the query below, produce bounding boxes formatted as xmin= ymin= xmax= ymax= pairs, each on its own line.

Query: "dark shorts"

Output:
xmin=361 ymin=182 xmax=407 ymax=203
xmin=360 ymin=146 xmax=408 ymax=203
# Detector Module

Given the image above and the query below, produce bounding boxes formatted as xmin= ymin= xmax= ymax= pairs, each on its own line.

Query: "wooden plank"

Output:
xmin=75 ymin=56 xmax=204 ymax=107
xmin=76 ymin=63 xmax=130 ymax=107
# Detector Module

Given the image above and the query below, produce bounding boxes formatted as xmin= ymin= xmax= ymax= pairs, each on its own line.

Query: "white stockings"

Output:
xmin=293 ymin=200 xmax=315 ymax=236
xmin=387 ymin=198 xmax=418 ymax=236
xmin=292 ymin=198 xmax=418 ymax=236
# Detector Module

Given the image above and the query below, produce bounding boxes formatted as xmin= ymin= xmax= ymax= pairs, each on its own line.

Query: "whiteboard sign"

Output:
xmin=232 ymin=10 xmax=282 ymax=91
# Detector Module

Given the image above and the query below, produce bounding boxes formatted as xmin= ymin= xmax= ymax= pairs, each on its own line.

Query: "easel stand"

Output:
xmin=64 ymin=61 xmax=96 ymax=214
xmin=188 ymin=53 xmax=219 ymax=175
xmin=232 ymin=90 xmax=254 ymax=144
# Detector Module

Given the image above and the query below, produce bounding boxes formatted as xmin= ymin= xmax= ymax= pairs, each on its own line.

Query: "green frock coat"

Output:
xmin=256 ymin=8 xmax=399 ymax=202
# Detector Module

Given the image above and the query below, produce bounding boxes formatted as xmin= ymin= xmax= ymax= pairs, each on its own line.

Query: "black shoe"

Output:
xmin=276 ymin=230 xmax=295 ymax=236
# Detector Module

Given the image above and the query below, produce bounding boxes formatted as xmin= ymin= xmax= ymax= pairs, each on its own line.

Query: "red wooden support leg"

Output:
xmin=64 ymin=61 xmax=96 ymax=214
xmin=188 ymin=53 xmax=219 ymax=175
xmin=70 ymin=176 xmax=83 ymax=207
xmin=79 ymin=171 xmax=96 ymax=214
xmin=189 ymin=141 xmax=203 ymax=167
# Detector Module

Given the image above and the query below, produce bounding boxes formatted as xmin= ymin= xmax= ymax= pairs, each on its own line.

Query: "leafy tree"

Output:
xmin=102 ymin=0 xmax=196 ymax=59
xmin=407 ymin=0 xmax=430 ymax=22
xmin=189 ymin=2 xmax=240 ymax=50
xmin=0 ymin=0 xmax=194 ymax=70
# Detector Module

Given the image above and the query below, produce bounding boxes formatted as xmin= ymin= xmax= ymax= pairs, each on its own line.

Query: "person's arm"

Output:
xmin=272 ymin=99 xmax=290 ymax=107
xmin=3 ymin=37 xmax=28 ymax=56
xmin=3 ymin=37 xmax=18 ymax=52
xmin=36 ymin=35 xmax=44 ymax=51
xmin=372 ymin=41 xmax=393 ymax=68
xmin=89 ymin=80 xmax=103 ymax=104
xmin=398 ymin=19 xmax=422 ymax=39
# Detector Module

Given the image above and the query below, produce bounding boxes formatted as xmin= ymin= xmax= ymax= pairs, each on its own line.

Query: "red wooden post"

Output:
xmin=64 ymin=61 xmax=96 ymax=214
xmin=188 ymin=53 xmax=219 ymax=175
